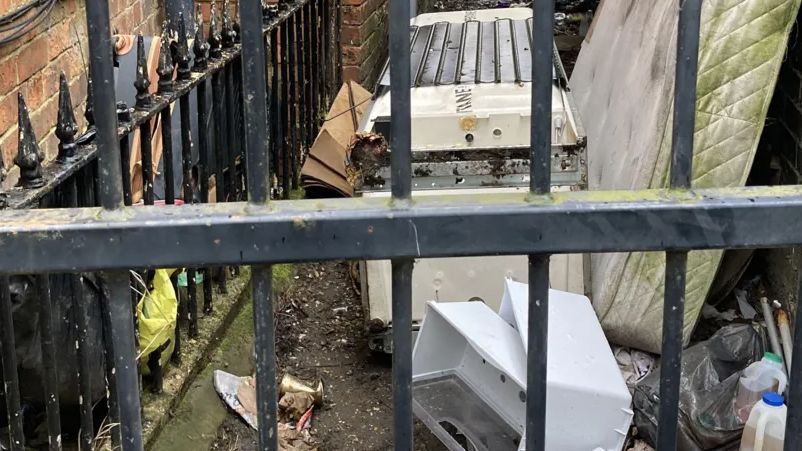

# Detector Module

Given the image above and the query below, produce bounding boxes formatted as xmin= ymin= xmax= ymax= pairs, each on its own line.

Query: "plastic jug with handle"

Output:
xmin=739 ymin=392 xmax=786 ymax=451
xmin=735 ymin=352 xmax=787 ymax=423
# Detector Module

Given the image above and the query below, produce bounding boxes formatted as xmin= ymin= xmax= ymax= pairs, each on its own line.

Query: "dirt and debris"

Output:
xmin=210 ymin=262 xmax=446 ymax=450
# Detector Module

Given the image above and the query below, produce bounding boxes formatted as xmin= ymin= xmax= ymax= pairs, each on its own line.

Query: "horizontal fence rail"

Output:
xmin=0 ymin=0 xmax=800 ymax=450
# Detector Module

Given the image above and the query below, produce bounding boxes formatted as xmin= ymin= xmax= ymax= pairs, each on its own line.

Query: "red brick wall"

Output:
xmin=342 ymin=0 xmax=388 ymax=86
xmin=0 ymin=0 xmax=162 ymax=183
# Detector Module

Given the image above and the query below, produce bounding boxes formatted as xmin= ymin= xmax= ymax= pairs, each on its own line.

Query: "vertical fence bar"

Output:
xmin=180 ymin=93 xmax=199 ymax=337
xmin=658 ymin=2 xmax=701 ymax=450
xmin=270 ymin=28 xmax=283 ymax=195
xmin=288 ymin=14 xmax=299 ymax=189
xmin=669 ymin=0 xmax=702 ymax=190
xmin=786 ymin=265 xmax=802 ymax=450
xmin=280 ymin=21 xmax=291 ymax=198
xmin=321 ymin=0 xmax=329 ymax=102
xmin=161 ymin=107 xmax=176 ymax=204
xmin=212 ymin=70 xmax=228 ymax=295
xmin=120 ymin=135 xmax=132 ymax=206
xmin=35 ymin=275 xmax=62 ymax=451
xmin=305 ymin=3 xmax=314 ymax=147
xmin=658 ymin=251 xmax=688 ymax=449
xmin=140 ymin=121 xmax=155 ymax=205
xmin=526 ymin=1 xmax=553 ymax=450
xmin=85 ymin=0 xmax=143 ymax=448
xmin=213 ymin=72 xmax=226 ymax=205
xmin=226 ymin=65 xmax=238 ymax=199
xmin=390 ymin=259 xmax=413 ymax=449
xmin=308 ymin=2 xmax=319 ymax=139
xmin=73 ymin=275 xmax=95 ymax=451
xmin=297 ymin=7 xmax=309 ymax=151
xmin=239 ymin=0 xmax=275 ymax=449
xmin=335 ymin=0 xmax=342 ymax=87
xmin=389 ymin=0 xmax=412 ymax=446
xmin=197 ymin=80 xmax=215 ymax=316
xmin=0 ymin=278 xmax=24 ymax=451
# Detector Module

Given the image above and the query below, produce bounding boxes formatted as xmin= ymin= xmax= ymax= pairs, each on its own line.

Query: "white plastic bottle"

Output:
xmin=735 ymin=352 xmax=787 ymax=423
xmin=739 ymin=392 xmax=786 ymax=451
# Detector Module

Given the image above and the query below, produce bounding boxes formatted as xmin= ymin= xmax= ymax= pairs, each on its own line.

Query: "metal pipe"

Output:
xmin=777 ymin=308 xmax=793 ymax=376
xmin=0 ymin=277 xmax=24 ymax=450
xmin=657 ymin=251 xmax=688 ymax=450
xmin=762 ymin=297 xmax=784 ymax=370
xmin=35 ymin=275 xmax=62 ymax=451
xmin=525 ymin=254 xmax=549 ymax=451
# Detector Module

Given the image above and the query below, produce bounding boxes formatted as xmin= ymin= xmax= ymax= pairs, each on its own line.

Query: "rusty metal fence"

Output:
xmin=3 ymin=0 xmax=802 ymax=450
xmin=0 ymin=0 xmax=339 ymax=449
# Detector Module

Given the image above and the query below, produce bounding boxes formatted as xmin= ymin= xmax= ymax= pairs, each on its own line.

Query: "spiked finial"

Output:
xmin=157 ymin=23 xmax=174 ymax=94
xmin=221 ymin=0 xmax=235 ymax=49
xmin=209 ymin=1 xmax=222 ymax=59
xmin=15 ymin=93 xmax=44 ymax=189
xmin=56 ymin=72 xmax=79 ymax=163
xmin=192 ymin=9 xmax=209 ymax=71
xmin=134 ymin=34 xmax=152 ymax=110
xmin=84 ymin=76 xmax=94 ymax=126
xmin=176 ymin=12 xmax=191 ymax=80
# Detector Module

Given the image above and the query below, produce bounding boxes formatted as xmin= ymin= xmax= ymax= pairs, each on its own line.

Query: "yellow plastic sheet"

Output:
xmin=138 ymin=268 xmax=178 ymax=373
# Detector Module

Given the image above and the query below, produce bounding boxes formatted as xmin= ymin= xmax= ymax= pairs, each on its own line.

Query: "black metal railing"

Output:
xmin=4 ymin=0 xmax=802 ymax=451
xmin=0 ymin=0 xmax=340 ymax=449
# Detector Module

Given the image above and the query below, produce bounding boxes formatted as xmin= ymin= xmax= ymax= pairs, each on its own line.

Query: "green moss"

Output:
xmin=272 ymin=263 xmax=294 ymax=294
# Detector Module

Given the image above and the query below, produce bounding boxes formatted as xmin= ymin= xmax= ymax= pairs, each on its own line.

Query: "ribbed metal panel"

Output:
xmin=380 ymin=17 xmax=559 ymax=87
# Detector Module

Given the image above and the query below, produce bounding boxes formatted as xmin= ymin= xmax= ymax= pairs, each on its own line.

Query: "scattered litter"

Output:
xmin=735 ymin=352 xmax=786 ymax=423
xmin=332 ymin=306 xmax=348 ymax=315
xmin=214 ymin=370 xmax=258 ymax=430
xmin=702 ymin=303 xmax=738 ymax=322
xmin=279 ymin=374 xmax=324 ymax=407
xmin=735 ymin=289 xmax=758 ymax=320
xmin=633 ymin=324 xmax=764 ymax=449
xmin=613 ymin=347 xmax=656 ymax=393
xmin=278 ymin=423 xmax=318 ymax=451
xmin=214 ymin=371 xmax=322 ymax=450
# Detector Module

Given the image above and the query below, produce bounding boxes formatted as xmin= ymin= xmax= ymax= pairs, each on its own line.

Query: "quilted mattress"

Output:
xmin=570 ymin=0 xmax=801 ymax=353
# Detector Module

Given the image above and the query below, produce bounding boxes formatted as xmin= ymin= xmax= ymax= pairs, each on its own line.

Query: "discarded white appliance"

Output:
xmin=412 ymin=279 xmax=632 ymax=451
xmin=357 ymin=7 xmax=588 ymax=354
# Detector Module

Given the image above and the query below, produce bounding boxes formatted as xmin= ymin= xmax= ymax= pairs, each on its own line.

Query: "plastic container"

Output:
xmin=740 ymin=392 xmax=786 ymax=451
xmin=735 ymin=353 xmax=787 ymax=423
xmin=412 ymin=280 xmax=632 ymax=451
